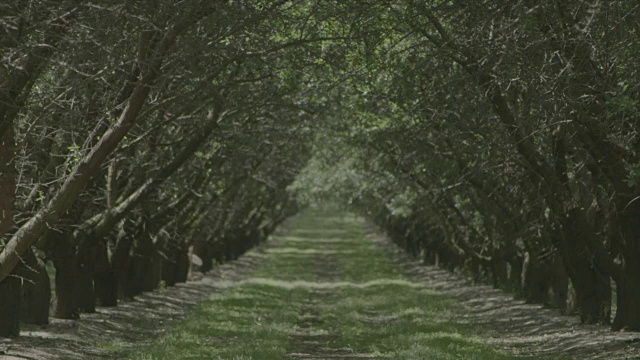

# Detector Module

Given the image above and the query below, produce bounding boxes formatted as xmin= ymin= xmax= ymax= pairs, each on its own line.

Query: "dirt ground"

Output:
xmin=286 ymin=249 xmax=377 ymax=359
xmin=367 ymin=228 xmax=640 ymax=360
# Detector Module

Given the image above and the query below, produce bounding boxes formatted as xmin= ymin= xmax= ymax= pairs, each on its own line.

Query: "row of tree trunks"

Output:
xmin=38 ymin=221 xmax=277 ymax=321
xmin=3 ymin=227 xmax=276 ymax=330
xmin=414 ymin=225 xmax=610 ymax=323
xmin=373 ymin=212 xmax=602 ymax=319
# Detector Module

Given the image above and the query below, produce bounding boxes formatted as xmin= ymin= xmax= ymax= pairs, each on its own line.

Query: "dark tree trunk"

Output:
xmin=175 ymin=246 xmax=190 ymax=283
xmin=75 ymin=266 xmax=96 ymax=313
xmin=129 ymin=255 xmax=146 ymax=297
xmin=521 ymin=252 xmax=547 ymax=304
xmin=0 ymin=119 xmax=19 ymax=337
xmin=18 ymin=249 xmax=50 ymax=325
xmin=130 ymin=232 xmax=159 ymax=294
xmin=570 ymin=264 xmax=610 ymax=323
xmin=490 ymin=258 xmax=508 ymax=289
xmin=212 ymin=240 xmax=226 ymax=265
xmin=87 ymin=238 xmax=117 ymax=307
xmin=223 ymin=238 xmax=237 ymax=261
xmin=147 ymin=249 xmax=163 ymax=291
xmin=563 ymin=209 xmax=611 ymax=324
xmin=613 ymin=258 xmax=640 ymax=331
xmin=112 ymin=232 xmax=135 ymax=300
xmin=508 ymin=255 xmax=524 ymax=295
xmin=162 ymin=256 xmax=177 ymax=286
xmin=613 ymin=201 xmax=640 ymax=330
xmin=0 ymin=272 xmax=21 ymax=337
xmin=0 ymin=126 xmax=16 ymax=238
xmin=94 ymin=267 xmax=118 ymax=306
xmin=75 ymin=238 xmax=101 ymax=313
xmin=51 ymin=251 xmax=79 ymax=319
xmin=194 ymin=239 xmax=214 ymax=273
xmin=548 ymin=255 xmax=569 ymax=314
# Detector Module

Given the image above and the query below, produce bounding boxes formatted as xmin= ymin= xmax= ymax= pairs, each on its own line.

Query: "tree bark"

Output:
xmin=130 ymin=231 xmax=158 ymax=294
xmin=75 ymin=265 xmax=96 ymax=313
xmin=0 ymin=274 xmax=21 ymax=337
xmin=91 ymin=239 xmax=117 ymax=306
xmin=0 ymin=127 xmax=16 ymax=237
xmin=521 ymin=252 xmax=547 ymax=304
xmin=112 ymin=229 xmax=136 ymax=300
xmin=51 ymin=247 xmax=80 ymax=319
xmin=18 ymin=249 xmax=51 ymax=325
xmin=94 ymin=267 xmax=118 ymax=307
xmin=0 ymin=118 xmax=19 ymax=337
xmin=174 ymin=245 xmax=190 ymax=284
xmin=613 ymin=201 xmax=640 ymax=330
xmin=563 ymin=209 xmax=611 ymax=324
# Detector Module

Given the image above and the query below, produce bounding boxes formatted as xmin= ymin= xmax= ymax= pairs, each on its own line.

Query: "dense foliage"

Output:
xmin=1 ymin=0 xmax=639 ymax=338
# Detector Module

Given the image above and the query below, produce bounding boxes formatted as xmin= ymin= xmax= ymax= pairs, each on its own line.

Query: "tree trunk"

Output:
xmin=194 ymin=240 xmax=214 ymax=273
xmin=548 ymin=255 xmax=569 ymax=314
xmin=613 ymin=201 xmax=640 ymax=330
xmin=570 ymin=264 xmax=610 ymax=323
xmin=521 ymin=252 xmax=547 ymax=304
xmin=0 ymin=126 xmax=19 ymax=336
xmin=613 ymin=258 xmax=640 ymax=331
xmin=94 ymin=267 xmax=118 ymax=306
xmin=490 ymin=258 xmax=508 ymax=289
xmin=508 ymin=255 xmax=523 ymax=296
xmin=0 ymin=272 xmax=21 ymax=337
xmin=18 ymin=249 xmax=50 ymax=325
xmin=75 ymin=237 xmax=105 ymax=313
xmin=112 ymin=232 xmax=135 ymax=300
xmin=130 ymin=232 xmax=158 ymax=294
xmin=91 ymin=240 xmax=117 ymax=306
xmin=0 ymin=127 xmax=15 ymax=239
xmin=564 ymin=209 xmax=611 ymax=324
xmin=162 ymin=255 xmax=178 ymax=287
xmin=75 ymin=265 xmax=96 ymax=313
xmin=51 ymin=251 xmax=79 ymax=319
xmin=175 ymin=246 xmax=190 ymax=283
xmin=148 ymin=249 xmax=164 ymax=290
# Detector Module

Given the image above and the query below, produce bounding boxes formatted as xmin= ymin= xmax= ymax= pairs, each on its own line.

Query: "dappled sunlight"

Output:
xmin=292 ymin=229 xmax=354 ymax=236
xmin=265 ymin=247 xmax=356 ymax=255
xmin=214 ymin=277 xmax=427 ymax=290
xmin=274 ymin=235 xmax=356 ymax=244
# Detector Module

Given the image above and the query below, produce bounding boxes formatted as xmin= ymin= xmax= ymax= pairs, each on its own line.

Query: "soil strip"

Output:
xmin=286 ymin=242 xmax=377 ymax=359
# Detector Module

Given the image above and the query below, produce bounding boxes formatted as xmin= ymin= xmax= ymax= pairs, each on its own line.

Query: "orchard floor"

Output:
xmin=3 ymin=209 xmax=640 ymax=359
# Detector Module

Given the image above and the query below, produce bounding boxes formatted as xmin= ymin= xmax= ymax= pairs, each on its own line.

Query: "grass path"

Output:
xmin=124 ymin=209 xmax=519 ymax=359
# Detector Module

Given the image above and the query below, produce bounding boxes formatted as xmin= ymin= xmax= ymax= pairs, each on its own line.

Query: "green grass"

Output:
xmin=119 ymin=208 xmax=526 ymax=359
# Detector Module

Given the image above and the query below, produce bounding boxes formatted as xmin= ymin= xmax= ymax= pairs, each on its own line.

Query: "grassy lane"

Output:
xmin=124 ymin=209 xmax=521 ymax=359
